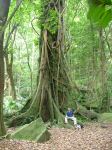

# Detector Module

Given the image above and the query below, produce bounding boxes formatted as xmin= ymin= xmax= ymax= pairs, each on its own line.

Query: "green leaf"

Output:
xmin=88 ymin=4 xmax=112 ymax=28
xmin=88 ymin=5 xmax=105 ymax=21
xmin=99 ymin=9 xmax=112 ymax=27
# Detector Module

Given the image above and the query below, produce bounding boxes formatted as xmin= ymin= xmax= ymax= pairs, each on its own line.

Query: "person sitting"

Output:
xmin=65 ymin=107 xmax=77 ymax=126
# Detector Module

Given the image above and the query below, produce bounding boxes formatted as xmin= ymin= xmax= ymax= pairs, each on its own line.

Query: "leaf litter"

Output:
xmin=0 ymin=123 xmax=112 ymax=150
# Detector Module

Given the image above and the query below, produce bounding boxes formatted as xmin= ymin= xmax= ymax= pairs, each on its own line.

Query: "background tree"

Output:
xmin=0 ymin=0 xmax=11 ymax=136
xmin=4 ymin=23 xmax=18 ymax=100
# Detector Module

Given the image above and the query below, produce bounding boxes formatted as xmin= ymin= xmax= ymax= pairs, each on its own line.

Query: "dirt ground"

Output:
xmin=0 ymin=123 xmax=112 ymax=150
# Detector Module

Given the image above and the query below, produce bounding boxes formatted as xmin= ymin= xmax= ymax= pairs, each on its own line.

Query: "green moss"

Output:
xmin=98 ymin=113 xmax=112 ymax=123
xmin=11 ymin=118 xmax=50 ymax=142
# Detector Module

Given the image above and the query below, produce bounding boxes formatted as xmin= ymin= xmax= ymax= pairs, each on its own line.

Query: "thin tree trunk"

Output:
xmin=99 ymin=28 xmax=109 ymax=112
xmin=19 ymin=33 xmax=33 ymax=96
xmin=4 ymin=24 xmax=17 ymax=100
xmin=0 ymin=0 xmax=11 ymax=136
xmin=5 ymin=53 xmax=16 ymax=100
xmin=0 ymin=32 xmax=6 ymax=136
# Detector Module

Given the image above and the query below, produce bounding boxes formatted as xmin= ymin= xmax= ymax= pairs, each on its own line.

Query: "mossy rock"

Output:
xmin=98 ymin=113 xmax=112 ymax=123
xmin=11 ymin=118 xmax=51 ymax=142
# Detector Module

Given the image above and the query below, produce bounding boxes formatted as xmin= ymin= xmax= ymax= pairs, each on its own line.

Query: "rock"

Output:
xmin=11 ymin=118 xmax=51 ymax=142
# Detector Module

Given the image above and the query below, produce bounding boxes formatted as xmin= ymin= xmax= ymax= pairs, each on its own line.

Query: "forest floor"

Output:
xmin=0 ymin=123 xmax=112 ymax=150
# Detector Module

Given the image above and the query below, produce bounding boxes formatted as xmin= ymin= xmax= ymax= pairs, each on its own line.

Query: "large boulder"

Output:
xmin=11 ymin=118 xmax=50 ymax=142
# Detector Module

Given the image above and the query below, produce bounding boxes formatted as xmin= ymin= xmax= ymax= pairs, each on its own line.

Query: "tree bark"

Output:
xmin=0 ymin=32 xmax=6 ymax=136
xmin=0 ymin=0 xmax=11 ymax=136
xmin=26 ymin=0 xmax=69 ymax=122
xmin=5 ymin=53 xmax=16 ymax=100
xmin=4 ymin=24 xmax=17 ymax=100
xmin=99 ymin=28 xmax=109 ymax=112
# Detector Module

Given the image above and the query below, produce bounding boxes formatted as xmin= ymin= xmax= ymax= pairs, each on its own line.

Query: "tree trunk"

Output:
xmin=4 ymin=24 xmax=17 ymax=100
xmin=0 ymin=32 xmax=6 ymax=136
xmin=99 ymin=28 xmax=109 ymax=112
xmin=0 ymin=0 xmax=11 ymax=136
xmin=90 ymin=22 xmax=97 ymax=86
xmin=26 ymin=0 xmax=69 ymax=122
xmin=9 ymin=0 xmax=71 ymax=126
xmin=5 ymin=53 xmax=16 ymax=100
